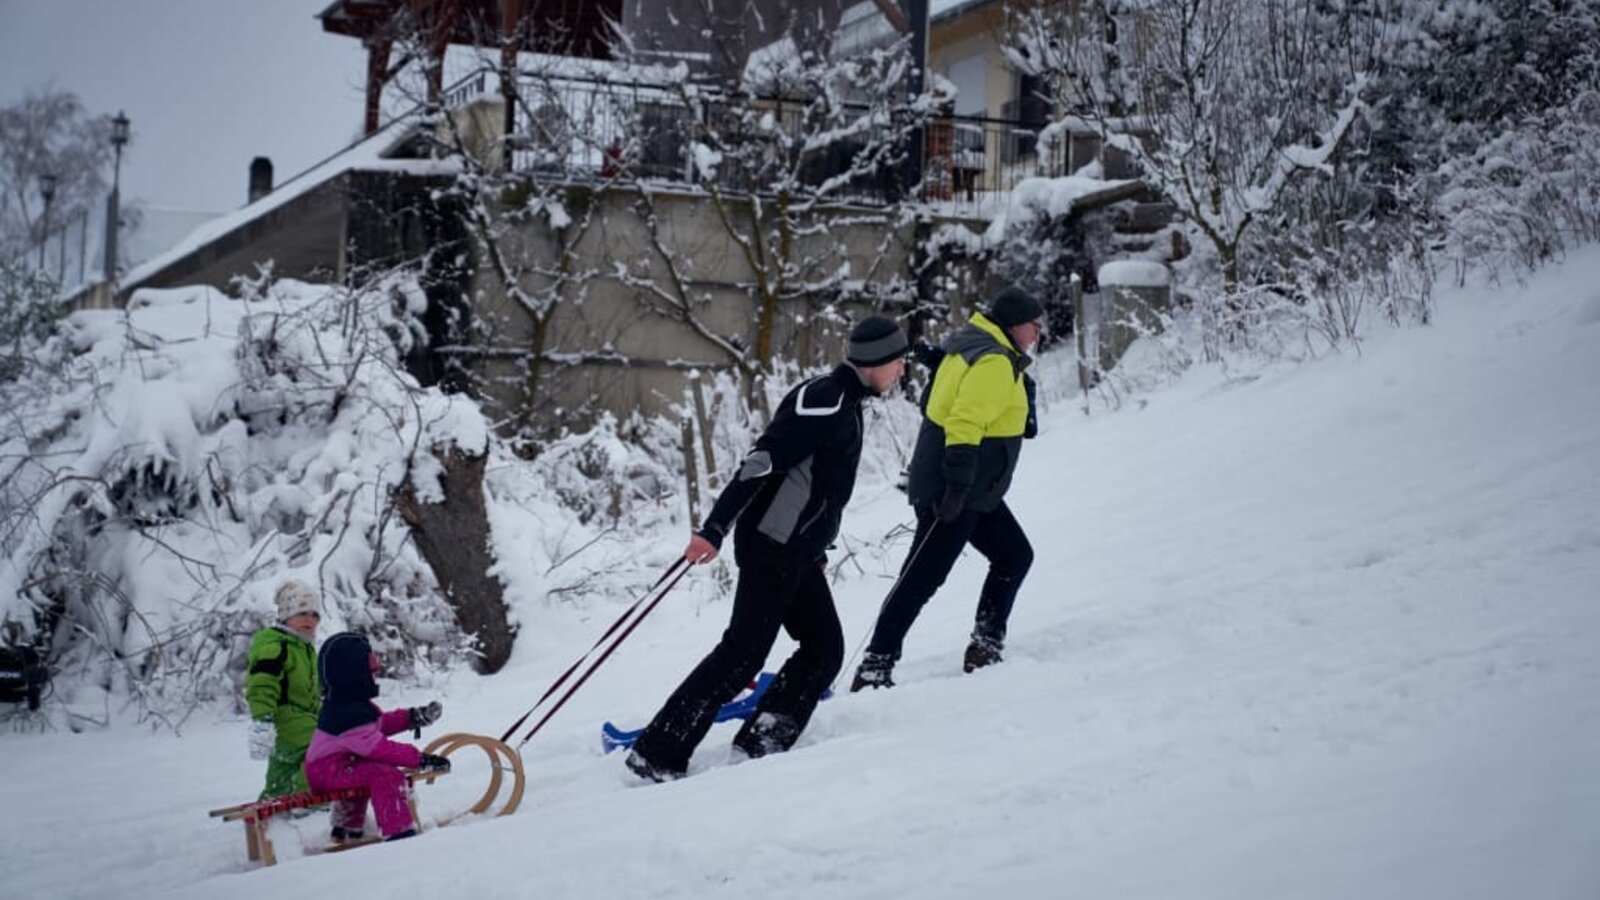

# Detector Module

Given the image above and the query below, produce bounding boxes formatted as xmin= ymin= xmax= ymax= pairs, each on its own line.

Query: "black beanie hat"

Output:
xmin=988 ymin=286 xmax=1045 ymax=328
xmin=847 ymin=316 xmax=909 ymax=367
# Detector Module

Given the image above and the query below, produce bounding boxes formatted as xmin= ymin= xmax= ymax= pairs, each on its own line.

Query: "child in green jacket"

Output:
xmin=245 ymin=580 xmax=323 ymax=799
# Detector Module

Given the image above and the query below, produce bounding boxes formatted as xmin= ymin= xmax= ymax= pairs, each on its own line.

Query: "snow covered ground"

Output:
xmin=5 ymin=249 xmax=1600 ymax=899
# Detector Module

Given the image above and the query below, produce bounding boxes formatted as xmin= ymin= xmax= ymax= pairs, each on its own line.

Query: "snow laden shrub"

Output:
xmin=1238 ymin=157 xmax=1438 ymax=352
xmin=0 ymin=276 xmax=482 ymax=730
xmin=530 ymin=411 xmax=681 ymax=529
xmin=919 ymin=177 xmax=1122 ymax=340
xmin=1435 ymin=92 xmax=1600 ymax=283
xmin=482 ymin=410 xmax=691 ymax=612
xmin=0 ymin=259 xmax=62 ymax=382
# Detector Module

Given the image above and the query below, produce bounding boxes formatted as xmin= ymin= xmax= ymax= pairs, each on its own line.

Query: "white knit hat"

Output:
xmin=274 ymin=580 xmax=320 ymax=622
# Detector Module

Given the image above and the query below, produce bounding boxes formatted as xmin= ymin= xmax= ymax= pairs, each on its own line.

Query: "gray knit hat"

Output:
xmin=847 ymin=316 xmax=909 ymax=367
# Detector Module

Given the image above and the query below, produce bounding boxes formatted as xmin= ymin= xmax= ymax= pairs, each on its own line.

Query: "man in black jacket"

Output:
xmin=850 ymin=287 xmax=1043 ymax=691
xmin=626 ymin=317 xmax=909 ymax=782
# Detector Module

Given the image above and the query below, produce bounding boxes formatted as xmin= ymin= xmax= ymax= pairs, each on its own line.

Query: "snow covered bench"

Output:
xmin=207 ymin=769 xmax=445 ymax=866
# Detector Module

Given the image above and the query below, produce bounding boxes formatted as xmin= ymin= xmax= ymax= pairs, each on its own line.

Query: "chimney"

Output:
xmin=248 ymin=157 xmax=274 ymax=203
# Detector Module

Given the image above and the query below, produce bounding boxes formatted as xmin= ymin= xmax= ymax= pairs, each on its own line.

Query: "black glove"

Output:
xmin=408 ymin=701 xmax=443 ymax=730
xmin=417 ymin=752 xmax=452 ymax=773
xmin=935 ymin=485 xmax=969 ymax=524
xmin=911 ymin=340 xmax=944 ymax=371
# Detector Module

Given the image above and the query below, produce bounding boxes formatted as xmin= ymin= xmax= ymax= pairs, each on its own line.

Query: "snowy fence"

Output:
xmin=1075 ymin=260 xmax=1173 ymax=388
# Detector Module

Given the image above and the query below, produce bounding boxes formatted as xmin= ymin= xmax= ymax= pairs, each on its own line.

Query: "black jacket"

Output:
xmin=699 ymin=364 xmax=867 ymax=564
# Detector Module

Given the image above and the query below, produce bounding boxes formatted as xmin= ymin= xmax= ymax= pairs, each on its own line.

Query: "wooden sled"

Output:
xmin=208 ymin=732 xmax=523 ymax=866
xmin=420 ymin=732 xmax=526 ymax=822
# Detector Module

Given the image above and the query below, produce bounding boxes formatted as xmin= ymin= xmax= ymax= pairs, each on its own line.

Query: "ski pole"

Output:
xmin=498 ymin=557 xmax=689 ymax=743
xmin=834 ymin=517 xmax=943 ymax=693
xmin=517 ymin=559 xmax=693 ymax=748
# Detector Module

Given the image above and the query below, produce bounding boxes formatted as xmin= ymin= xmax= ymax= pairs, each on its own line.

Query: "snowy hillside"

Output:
xmin=5 ymin=249 xmax=1600 ymax=899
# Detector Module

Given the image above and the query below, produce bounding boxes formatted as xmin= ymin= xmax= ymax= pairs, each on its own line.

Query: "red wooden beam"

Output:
xmin=364 ymin=37 xmax=392 ymax=135
xmin=873 ymin=0 xmax=910 ymax=33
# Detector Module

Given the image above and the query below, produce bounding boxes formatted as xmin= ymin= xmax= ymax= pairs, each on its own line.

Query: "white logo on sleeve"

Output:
xmin=795 ymin=381 xmax=843 ymax=417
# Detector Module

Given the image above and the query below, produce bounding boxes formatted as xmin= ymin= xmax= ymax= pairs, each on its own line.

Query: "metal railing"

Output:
xmin=12 ymin=207 xmax=102 ymax=298
xmin=919 ymin=114 xmax=1070 ymax=213
xmin=454 ymin=70 xmax=1068 ymax=217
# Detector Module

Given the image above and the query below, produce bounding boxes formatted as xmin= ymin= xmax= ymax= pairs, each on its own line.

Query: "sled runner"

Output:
xmin=208 ymin=732 xmax=524 ymax=866
xmin=600 ymin=672 xmax=833 ymax=753
xmin=601 ymin=672 xmax=778 ymax=753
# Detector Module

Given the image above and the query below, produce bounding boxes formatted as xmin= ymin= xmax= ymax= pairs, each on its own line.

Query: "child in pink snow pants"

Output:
xmin=304 ymin=631 xmax=450 ymax=842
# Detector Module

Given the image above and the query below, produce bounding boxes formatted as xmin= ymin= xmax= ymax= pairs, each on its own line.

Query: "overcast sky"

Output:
xmin=0 ymin=0 xmax=369 ymax=213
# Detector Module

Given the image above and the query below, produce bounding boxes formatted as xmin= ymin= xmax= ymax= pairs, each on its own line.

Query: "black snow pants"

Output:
xmin=866 ymin=500 xmax=1033 ymax=659
xmin=630 ymin=543 xmax=843 ymax=774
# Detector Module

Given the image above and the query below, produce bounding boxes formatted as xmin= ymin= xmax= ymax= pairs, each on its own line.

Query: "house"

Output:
xmin=104 ymin=1 xmax=1166 ymax=436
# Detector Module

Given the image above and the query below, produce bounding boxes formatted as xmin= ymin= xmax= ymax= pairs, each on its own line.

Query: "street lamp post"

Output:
xmin=38 ymin=173 xmax=57 ymax=270
xmin=103 ymin=111 xmax=130 ymax=285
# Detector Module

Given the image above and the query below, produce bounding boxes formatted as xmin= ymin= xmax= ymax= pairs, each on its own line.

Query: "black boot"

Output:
xmin=732 ymin=711 xmax=802 ymax=759
xmin=330 ymin=825 xmax=365 ymax=843
xmin=625 ymin=749 xmax=686 ymax=783
xmin=850 ymin=652 xmax=896 ymax=692
xmin=962 ymin=635 xmax=1003 ymax=673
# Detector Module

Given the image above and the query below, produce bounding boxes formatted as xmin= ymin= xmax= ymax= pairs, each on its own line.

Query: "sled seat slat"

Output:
xmin=208 ymin=770 xmax=443 ymax=866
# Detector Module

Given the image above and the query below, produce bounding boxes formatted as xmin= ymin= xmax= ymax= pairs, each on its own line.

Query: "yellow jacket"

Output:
xmin=907 ymin=312 xmax=1032 ymax=512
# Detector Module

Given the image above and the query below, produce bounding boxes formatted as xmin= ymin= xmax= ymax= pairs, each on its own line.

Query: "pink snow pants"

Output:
xmin=305 ymin=755 xmax=414 ymax=837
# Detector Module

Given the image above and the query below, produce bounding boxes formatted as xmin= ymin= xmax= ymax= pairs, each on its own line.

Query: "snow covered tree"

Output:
xmin=1379 ymin=0 xmax=1600 ymax=279
xmin=0 ymin=87 xmax=114 ymax=260
xmin=373 ymin=5 xmax=946 ymax=433
xmin=1007 ymin=0 xmax=1373 ymax=322
xmin=0 ymin=276 xmax=491 ymax=728
xmin=589 ymin=12 xmax=958 ymax=427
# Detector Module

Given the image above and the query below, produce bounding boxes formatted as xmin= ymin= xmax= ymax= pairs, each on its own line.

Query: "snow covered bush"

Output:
xmin=0 ymin=275 xmax=485 ymax=729
xmin=1435 ymin=92 xmax=1600 ymax=282
xmin=0 ymin=258 xmax=61 ymax=382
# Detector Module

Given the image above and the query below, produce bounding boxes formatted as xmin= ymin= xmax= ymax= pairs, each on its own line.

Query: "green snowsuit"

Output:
xmin=245 ymin=625 xmax=321 ymax=799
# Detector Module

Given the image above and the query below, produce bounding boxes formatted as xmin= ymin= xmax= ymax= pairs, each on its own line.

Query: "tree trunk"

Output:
xmin=1220 ymin=240 xmax=1241 ymax=304
xmin=396 ymin=445 xmax=515 ymax=673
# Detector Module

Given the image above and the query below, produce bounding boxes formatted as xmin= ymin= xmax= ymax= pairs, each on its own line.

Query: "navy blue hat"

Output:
xmin=988 ymin=287 xmax=1044 ymax=328
xmin=316 ymin=631 xmax=380 ymax=735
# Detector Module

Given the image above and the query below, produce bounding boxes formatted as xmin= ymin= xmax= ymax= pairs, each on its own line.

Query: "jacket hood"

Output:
xmin=942 ymin=312 xmax=1032 ymax=373
xmin=316 ymin=631 xmax=380 ymax=735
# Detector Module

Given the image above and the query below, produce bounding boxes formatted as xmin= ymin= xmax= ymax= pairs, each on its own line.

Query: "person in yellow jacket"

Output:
xmin=244 ymin=580 xmax=323 ymax=798
xmin=851 ymin=287 xmax=1043 ymax=690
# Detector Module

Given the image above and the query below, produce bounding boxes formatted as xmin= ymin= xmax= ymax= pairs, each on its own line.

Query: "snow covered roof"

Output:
xmin=931 ymin=0 xmax=993 ymax=22
xmin=119 ymin=114 xmax=457 ymax=295
xmin=835 ymin=2 xmax=901 ymax=56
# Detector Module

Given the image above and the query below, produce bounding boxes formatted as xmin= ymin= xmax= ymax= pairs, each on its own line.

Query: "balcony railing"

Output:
xmin=447 ymin=71 xmax=1069 ymax=217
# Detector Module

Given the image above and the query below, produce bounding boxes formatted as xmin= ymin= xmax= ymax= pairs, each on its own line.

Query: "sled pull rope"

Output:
xmin=515 ymin=560 xmax=692 ymax=748
xmin=499 ymin=557 xmax=691 ymax=745
xmin=834 ymin=521 xmax=943 ymax=694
